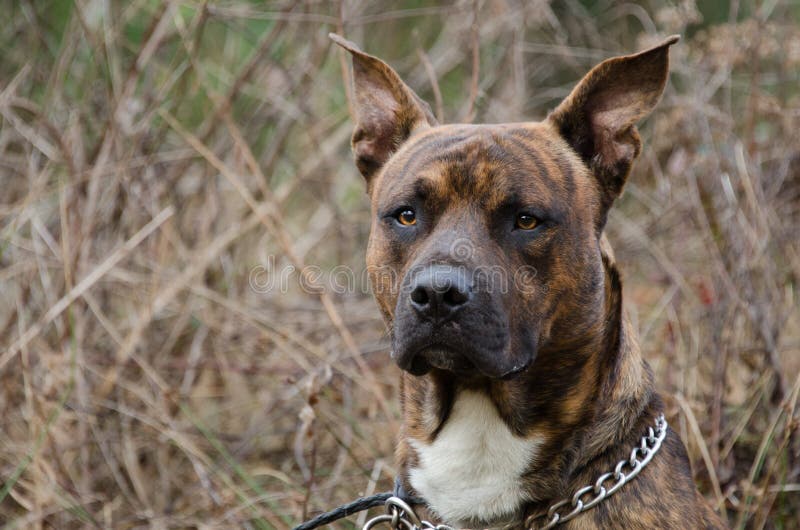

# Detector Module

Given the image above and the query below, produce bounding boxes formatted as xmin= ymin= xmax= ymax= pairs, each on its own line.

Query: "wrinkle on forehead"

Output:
xmin=376 ymin=123 xmax=582 ymax=215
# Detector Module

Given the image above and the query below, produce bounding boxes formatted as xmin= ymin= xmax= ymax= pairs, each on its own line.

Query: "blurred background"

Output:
xmin=1 ymin=1 xmax=799 ymax=528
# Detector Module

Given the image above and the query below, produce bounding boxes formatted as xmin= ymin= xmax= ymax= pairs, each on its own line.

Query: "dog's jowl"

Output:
xmin=332 ymin=33 xmax=726 ymax=529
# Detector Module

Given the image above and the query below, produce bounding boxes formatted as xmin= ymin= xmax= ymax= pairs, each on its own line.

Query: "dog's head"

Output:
xmin=332 ymin=34 xmax=677 ymax=380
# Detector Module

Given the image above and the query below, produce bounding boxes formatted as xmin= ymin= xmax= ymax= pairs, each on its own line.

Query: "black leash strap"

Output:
xmin=292 ymin=478 xmax=426 ymax=530
xmin=293 ymin=492 xmax=393 ymax=530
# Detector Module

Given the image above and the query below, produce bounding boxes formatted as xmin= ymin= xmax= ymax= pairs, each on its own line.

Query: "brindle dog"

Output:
xmin=331 ymin=33 xmax=726 ymax=529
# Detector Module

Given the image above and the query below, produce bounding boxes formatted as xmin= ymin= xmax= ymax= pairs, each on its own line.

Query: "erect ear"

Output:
xmin=330 ymin=34 xmax=437 ymax=189
xmin=548 ymin=36 xmax=679 ymax=220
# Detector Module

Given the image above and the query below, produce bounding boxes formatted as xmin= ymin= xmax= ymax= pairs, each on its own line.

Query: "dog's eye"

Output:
xmin=397 ymin=209 xmax=417 ymax=226
xmin=515 ymin=213 xmax=539 ymax=230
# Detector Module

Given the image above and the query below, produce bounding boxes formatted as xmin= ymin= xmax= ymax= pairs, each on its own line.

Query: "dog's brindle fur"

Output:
xmin=331 ymin=34 xmax=726 ymax=529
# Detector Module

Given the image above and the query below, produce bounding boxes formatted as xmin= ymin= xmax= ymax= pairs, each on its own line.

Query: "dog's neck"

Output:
xmin=397 ymin=252 xmax=655 ymax=525
xmin=574 ymin=255 xmax=654 ymax=465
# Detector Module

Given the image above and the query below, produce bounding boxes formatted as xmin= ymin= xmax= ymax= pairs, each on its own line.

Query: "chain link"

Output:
xmin=362 ymin=414 xmax=667 ymax=530
xmin=363 ymin=497 xmax=455 ymax=530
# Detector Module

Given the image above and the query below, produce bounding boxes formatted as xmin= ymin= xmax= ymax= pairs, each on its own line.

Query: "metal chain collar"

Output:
xmin=364 ymin=414 xmax=668 ymax=530
xmin=525 ymin=413 xmax=668 ymax=529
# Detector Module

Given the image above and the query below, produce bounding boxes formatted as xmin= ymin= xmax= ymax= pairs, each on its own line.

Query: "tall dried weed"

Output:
xmin=0 ymin=1 xmax=798 ymax=528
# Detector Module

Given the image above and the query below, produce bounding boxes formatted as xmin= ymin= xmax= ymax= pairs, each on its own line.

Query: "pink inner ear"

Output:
xmin=341 ymin=41 xmax=436 ymax=181
xmin=588 ymin=85 xmax=657 ymax=129
xmin=587 ymin=79 xmax=662 ymax=169
xmin=590 ymin=108 xmax=639 ymax=168
xmin=354 ymin=103 xmax=402 ymax=159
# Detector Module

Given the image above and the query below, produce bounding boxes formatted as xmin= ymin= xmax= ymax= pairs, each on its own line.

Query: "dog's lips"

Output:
xmin=497 ymin=356 xmax=532 ymax=380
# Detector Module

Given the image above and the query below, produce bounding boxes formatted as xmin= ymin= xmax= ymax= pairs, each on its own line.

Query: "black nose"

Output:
xmin=408 ymin=266 xmax=472 ymax=322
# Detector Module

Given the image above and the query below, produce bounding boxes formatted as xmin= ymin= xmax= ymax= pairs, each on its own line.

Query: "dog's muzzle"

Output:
xmin=391 ymin=264 xmax=531 ymax=379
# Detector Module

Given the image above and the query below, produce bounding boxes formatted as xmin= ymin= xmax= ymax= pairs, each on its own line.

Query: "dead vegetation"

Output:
xmin=0 ymin=1 xmax=798 ymax=528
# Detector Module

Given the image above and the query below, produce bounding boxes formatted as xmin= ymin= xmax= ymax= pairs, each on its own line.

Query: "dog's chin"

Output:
xmin=419 ymin=346 xmax=477 ymax=374
xmin=396 ymin=344 xmax=532 ymax=380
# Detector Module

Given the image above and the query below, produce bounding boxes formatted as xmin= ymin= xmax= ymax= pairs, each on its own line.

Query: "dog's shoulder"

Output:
xmin=564 ymin=423 xmax=725 ymax=530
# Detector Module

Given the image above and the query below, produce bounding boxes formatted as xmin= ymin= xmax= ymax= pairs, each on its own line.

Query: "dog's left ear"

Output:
xmin=330 ymin=34 xmax=437 ymax=190
xmin=548 ymin=36 xmax=679 ymax=219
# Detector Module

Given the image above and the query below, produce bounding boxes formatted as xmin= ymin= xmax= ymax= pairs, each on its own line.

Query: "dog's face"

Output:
xmin=332 ymin=34 xmax=676 ymax=381
xmin=366 ymin=123 xmax=604 ymax=379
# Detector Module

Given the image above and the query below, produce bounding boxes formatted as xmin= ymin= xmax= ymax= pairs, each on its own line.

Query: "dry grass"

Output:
xmin=1 ymin=1 xmax=798 ymax=528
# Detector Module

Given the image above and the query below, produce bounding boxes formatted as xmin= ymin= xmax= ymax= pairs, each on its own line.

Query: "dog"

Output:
xmin=331 ymin=33 xmax=726 ymax=529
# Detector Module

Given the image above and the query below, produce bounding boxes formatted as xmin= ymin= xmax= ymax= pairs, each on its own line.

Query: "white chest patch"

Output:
xmin=408 ymin=391 xmax=543 ymax=527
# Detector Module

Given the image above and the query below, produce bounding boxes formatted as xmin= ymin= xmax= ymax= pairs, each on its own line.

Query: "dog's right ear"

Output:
xmin=330 ymin=34 xmax=437 ymax=189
